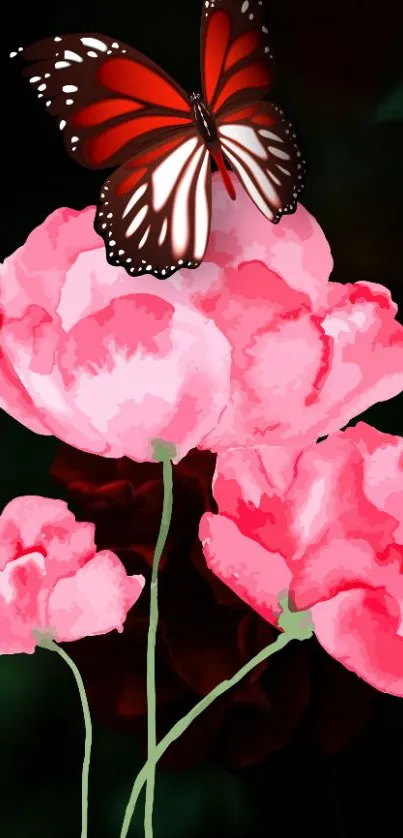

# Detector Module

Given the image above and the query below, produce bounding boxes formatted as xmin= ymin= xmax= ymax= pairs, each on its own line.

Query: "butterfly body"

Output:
xmin=15 ymin=0 xmax=306 ymax=279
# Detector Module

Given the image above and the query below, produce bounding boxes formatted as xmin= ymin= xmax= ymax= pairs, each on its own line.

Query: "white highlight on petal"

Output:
xmin=268 ymin=145 xmax=291 ymax=160
xmin=219 ymin=124 xmax=267 ymax=159
xmin=125 ymin=205 xmax=148 ymax=237
xmin=81 ymin=37 xmax=107 ymax=51
xmin=62 ymin=84 xmax=78 ymax=93
xmin=194 ymin=151 xmax=210 ymax=261
xmin=152 ymin=137 xmax=198 ymax=211
xmin=158 ymin=218 xmax=168 ymax=245
xmin=122 ymin=182 xmax=147 ymax=219
xmin=172 ymin=144 xmax=204 ymax=258
xmin=64 ymin=50 xmax=83 ymax=62
xmin=259 ymin=128 xmax=283 ymax=142
xmin=138 ymin=225 xmax=151 ymax=248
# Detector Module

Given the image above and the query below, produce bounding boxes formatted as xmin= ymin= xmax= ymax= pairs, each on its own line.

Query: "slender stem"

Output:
xmin=43 ymin=640 xmax=92 ymax=838
xmin=144 ymin=454 xmax=174 ymax=838
xmin=119 ymin=630 xmax=293 ymax=838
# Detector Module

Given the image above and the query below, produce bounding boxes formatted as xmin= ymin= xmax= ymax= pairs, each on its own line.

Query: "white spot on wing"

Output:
xmin=268 ymin=146 xmax=291 ymax=160
xmin=81 ymin=37 xmax=108 ymax=51
xmin=194 ymin=151 xmax=210 ymax=261
xmin=158 ymin=218 xmax=168 ymax=245
xmin=221 ymin=139 xmax=279 ymax=216
xmin=64 ymin=50 xmax=83 ymax=62
xmin=55 ymin=61 xmax=70 ymax=69
xmin=125 ymin=205 xmax=148 ymax=237
xmin=152 ymin=137 xmax=198 ymax=211
xmin=138 ymin=225 xmax=151 ymax=248
xmin=276 ymin=164 xmax=291 ymax=176
xmin=62 ymin=84 xmax=78 ymax=93
xmin=259 ymin=129 xmax=284 ymax=142
xmin=122 ymin=183 xmax=147 ymax=219
xmin=241 ymin=0 xmax=249 ymax=11
xmin=172 ymin=144 xmax=204 ymax=258
xmin=219 ymin=124 xmax=267 ymax=159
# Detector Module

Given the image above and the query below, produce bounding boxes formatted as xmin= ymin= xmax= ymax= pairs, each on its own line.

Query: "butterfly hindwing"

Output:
xmin=201 ymin=0 xmax=275 ymax=118
xmin=218 ymin=100 xmax=306 ymax=222
xmin=95 ymin=133 xmax=212 ymax=278
xmin=19 ymin=33 xmax=193 ymax=169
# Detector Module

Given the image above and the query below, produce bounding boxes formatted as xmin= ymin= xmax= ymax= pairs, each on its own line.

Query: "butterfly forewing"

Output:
xmin=218 ymin=101 xmax=306 ymax=222
xmin=19 ymin=34 xmax=193 ymax=169
xmin=94 ymin=133 xmax=212 ymax=278
xmin=201 ymin=0 xmax=275 ymax=118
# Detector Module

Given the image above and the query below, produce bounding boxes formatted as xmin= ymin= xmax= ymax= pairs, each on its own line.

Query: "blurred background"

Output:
xmin=1 ymin=0 xmax=403 ymax=835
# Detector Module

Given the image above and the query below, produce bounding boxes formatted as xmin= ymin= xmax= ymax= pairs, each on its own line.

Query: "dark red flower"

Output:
xmin=50 ymin=444 xmax=375 ymax=770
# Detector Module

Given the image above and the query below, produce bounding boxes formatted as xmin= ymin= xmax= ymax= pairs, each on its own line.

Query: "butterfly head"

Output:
xmin=189 ymin=90 xmax=202 ymax=103
xmin=190 ymin=93 xmax=219 ymax=147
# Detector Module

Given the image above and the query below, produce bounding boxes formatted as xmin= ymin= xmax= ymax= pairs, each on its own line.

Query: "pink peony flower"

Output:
xmin=200 ymin=422 xmax=403 ymax=696
xmin=0 ymin=495 xmax=145 ymax=654
xmin=2 ymin=172 xmax=403 ymax=460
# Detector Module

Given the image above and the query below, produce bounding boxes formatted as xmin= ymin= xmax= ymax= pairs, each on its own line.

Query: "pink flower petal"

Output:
xmin=199 ymin=512 xmax=291 ymax=626
xmin=48 ymin=551 xmax=145 ymax=641
xmin=312 ymin=589 xmax=403 ymax=697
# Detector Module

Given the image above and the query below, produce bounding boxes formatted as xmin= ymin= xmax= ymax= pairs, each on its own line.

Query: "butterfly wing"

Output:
xmin=18 ymin=33 xmax=194 ymax=169
xmin=217 ymin=100 xmax=306 ymax=222
xmin=200 ymin=0 xmax=274 ymax=118
xmin=200 ymin=1 xmax=306 ymax=221
xmin=95 ymin=133 xmax=212 ymax=278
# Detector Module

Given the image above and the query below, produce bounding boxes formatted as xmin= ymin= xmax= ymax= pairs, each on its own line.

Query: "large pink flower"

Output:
xmin=0 ymin=205 xmax=231 ymax=462
xmin=200 ymin=422 xmax=403 ymax=696
xmin=2 ymin=173 xmax=403 ymax=460
xmin=0 ymin=496 xmax=145 ymax=654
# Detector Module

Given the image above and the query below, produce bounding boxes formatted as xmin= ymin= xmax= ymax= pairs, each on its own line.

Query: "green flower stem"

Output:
xmin=38 ymin=637 xmax=92 ymax=838
xmin=119 ymin=630 xmax=293 ymax=838
xmin=144 ymin=448 xmax=174 ymax=838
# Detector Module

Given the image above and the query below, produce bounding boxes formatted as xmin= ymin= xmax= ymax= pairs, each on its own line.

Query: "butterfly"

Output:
xmin=13 ymin=0 xmax=306 ymax=280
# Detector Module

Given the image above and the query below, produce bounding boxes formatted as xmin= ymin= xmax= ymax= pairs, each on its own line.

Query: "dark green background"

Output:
xmin=1 ymin=0 xmax=403 ymax=835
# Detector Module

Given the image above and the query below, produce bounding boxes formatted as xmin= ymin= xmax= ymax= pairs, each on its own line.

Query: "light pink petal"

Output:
xmin=342 ymin=422 xmax=403 ymax=537
xmin=48 ymin=550 xmax=145 ymax=642
xmin=202 ymin=280 xmax=403 ymax=452
xmin=311 ymin=589 xmax=403 ymax=697
xmin=201 ymin=172 xmax=333 ymax=299
xmin=199 ymin=512 xmax=291 ymax=626
xmin=210 ymin=446 xmax=302 ymax=559
xmin=0 ymin=207 xmax=101 ymax=320
xmin=0 ymin=342 xmax=52 ymax=437
xmin=0 ymin=550 xmax=48 ymax=654
xmin=0 ymin=496 xmax=96 ymax=582
xmin=0 ymin=291 xmax=231 ymax=463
